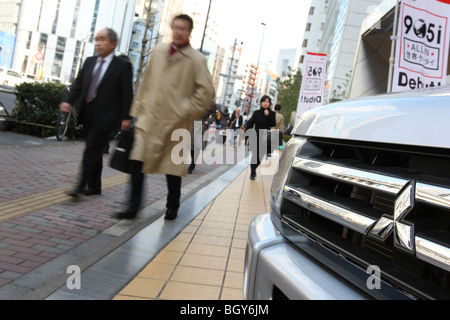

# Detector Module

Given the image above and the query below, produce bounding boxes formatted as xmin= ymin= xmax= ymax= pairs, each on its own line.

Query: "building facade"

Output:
xmin=0 ymin=0 xmax=20 ymax=33
xmin=1 ymin=0 xmax=137 ymax=83
xmin=220 ymin=43 xmax=243 ymax=111
xmin=184 ymin=0 xmax=224 ymax=95
xmin=325 ymin=0 xmax=383 ymax=102
xmin=298 ymin=0 xmax=383 ymax=102
xmin=276 ymin=48 xmax=297 ymax=78
xmin=298 ymin=0 xmax=330 ymax=73
xmin=158 ymin=0 xmax=185 ymax=44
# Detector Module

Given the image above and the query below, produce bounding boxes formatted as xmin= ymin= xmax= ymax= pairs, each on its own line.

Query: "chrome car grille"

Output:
xmin=279 ymin=138 xmax=450 ymax=299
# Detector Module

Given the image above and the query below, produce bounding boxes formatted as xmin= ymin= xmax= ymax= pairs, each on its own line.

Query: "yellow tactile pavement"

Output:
xmin=0 ymin=174 xmax=129 ymax=223
xmin=113 ymin=163 xmax=273 ymax=300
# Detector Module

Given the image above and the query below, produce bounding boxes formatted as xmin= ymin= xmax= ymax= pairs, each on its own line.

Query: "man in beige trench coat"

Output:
xmin=115 ymin=14 xmax=215 ymax=220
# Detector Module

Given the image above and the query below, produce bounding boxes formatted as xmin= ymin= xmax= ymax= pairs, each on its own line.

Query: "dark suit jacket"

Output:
xmin=228 ymin=112 xmax=243 ymax=129
xmin=65 ymin=55 xmax=133 ymax=132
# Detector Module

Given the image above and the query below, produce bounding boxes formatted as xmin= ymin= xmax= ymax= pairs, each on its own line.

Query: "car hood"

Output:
xmin=293 ymin=86 xmax=450 ymax=149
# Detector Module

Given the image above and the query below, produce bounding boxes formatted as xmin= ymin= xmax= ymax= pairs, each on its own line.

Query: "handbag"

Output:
xmin=266 ymin=130 xmax=272 ymax=154
xmin=228 ymin=117 xmax=237 ymax=129
xmin=109 ymin=128 xmax=134 ymax=173
xmin=262 ymin=130 xmax=277 ymax=155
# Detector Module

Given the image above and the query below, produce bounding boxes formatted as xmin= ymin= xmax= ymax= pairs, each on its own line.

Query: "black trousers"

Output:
xmin=128 ymin=160 xmax=182 ymax=212
xmin=78 ymin=124 xmax=110 ymax=191
xmin=250 ymin=136 xmax=266 ymax=176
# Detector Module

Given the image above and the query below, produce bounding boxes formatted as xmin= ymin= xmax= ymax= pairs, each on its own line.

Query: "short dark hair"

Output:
xmin=260 ymin=95 xmax=272 ymax=106
xmin=275 ymin=104 xmax=281 ymax=111
xmin=106 ymin=28 xmax=119 ymax=43
xmin=118 ymin=54 xmax=130 ymax=62
xmin=173 ymin=14 xmax=194 ymax=30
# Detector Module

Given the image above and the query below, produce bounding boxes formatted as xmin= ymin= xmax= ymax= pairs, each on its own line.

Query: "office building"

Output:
xmin=325 ymin=0 xmax=383 ymax=101
xmin=0 ymin=0 xmax=137 ymax=83
xmin=299 ymin=0 xmax=383 ymax=102
xmin=276 ymin=48 xmax=297 ymax=78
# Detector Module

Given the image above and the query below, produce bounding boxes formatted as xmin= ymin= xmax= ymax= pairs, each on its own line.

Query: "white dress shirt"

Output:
xmin=92 ymin=52 xmax=114 ymax=85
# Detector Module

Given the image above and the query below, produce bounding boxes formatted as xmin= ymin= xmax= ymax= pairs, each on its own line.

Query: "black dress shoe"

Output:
xmin=68 ymin=188 xmax=82 ymax=198
xmin=114 ymin=209 xmax=138 ymax=220
xmin=187 ymin=164 xmax=195 ymax=174
xmin=164 ymin=207 xmax=179 ymax=220
xmin=82 ymin=189 xmax=101 ymax=196
xmin=250 ymin=173 xmax=256 ymax=180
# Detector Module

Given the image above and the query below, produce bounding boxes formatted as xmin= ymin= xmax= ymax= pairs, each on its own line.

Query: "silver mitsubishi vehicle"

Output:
xmin=245 ymin=87 xmax=450 ymax=300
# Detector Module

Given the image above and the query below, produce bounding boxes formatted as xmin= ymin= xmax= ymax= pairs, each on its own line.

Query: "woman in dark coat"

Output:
xmin=245 ymin=95 xmax=276 ymax=180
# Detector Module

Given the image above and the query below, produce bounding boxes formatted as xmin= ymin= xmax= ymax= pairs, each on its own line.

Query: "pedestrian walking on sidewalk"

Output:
xmin=228 ymin=107 xmax=244 ymax=147
xmin=245 ymin=95 xmax=276 ymax=180
xmin=103 ymin=54 xmax=133 ymax=154
xmin=60 ymin=28 xmax=133 ymax=198
xmin=115 ymin=14 xmax=215 ymax=220
xmin=188 ymin=101 xmax=217 ymax=174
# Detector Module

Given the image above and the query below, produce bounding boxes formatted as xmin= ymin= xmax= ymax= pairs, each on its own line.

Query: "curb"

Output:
xmin=0 ymin=162 xmax=239 ymax=300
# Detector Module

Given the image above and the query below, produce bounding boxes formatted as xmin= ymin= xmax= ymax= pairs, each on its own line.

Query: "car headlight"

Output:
xmin=270 ymin=137 xmax=306 ymax=217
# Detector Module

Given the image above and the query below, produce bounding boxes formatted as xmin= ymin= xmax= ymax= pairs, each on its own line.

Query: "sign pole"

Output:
xmin=387 ymin=0 xmax=401 ymax=93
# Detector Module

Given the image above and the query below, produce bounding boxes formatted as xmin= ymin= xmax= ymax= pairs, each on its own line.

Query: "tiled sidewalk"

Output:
xmin=113 ymin=164 xmax=273 ymax=300
xmin=0 ymin=133 xmax=232 ymax=299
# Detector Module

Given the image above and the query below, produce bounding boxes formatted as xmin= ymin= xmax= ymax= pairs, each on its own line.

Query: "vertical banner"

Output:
xmin=295 ymin=52 xmax=327 ymax=124
xmin=392 ymin=0 xmax=450 ymax=92
xmin=0 ymin=32 xmax=16 ymax=68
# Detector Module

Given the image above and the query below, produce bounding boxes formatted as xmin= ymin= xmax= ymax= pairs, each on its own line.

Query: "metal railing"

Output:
xmin=0 ymin=86 xmax=56 ymax=132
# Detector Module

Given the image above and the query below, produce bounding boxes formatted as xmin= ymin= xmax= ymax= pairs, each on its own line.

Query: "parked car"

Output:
xmin=245 ymin=86 xmax=450 ymax=300
xmin=39 ymin=75 xmax=62 ymax=84
xmin=0 ymin=68 xmax=26 ymax=87
xmin=21 ymin=73 xmax=37 ymax=82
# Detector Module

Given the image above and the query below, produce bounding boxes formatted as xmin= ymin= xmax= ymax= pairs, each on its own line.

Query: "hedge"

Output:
xmin=10 ymin=82 xmax=81 ymax=139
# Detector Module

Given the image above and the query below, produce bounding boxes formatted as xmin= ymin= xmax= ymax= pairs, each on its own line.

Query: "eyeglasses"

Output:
xmin=171 ymin=24 xmax=191 ymax=33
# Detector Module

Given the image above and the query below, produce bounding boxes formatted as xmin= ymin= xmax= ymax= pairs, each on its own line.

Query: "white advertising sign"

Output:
xmin=392 ymin=0 xmax=450 ymax=92
xmin=295 ymin=52 xmax=327 ymax=124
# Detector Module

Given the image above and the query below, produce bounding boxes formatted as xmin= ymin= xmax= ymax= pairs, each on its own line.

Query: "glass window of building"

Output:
xmin=71 ymin=0 xmax=81 ymax=38
xmin=52 ymin=0 xmax=61 ymax=34
xmin=52 ymin=37 xmax=66 ymax=77
xmin=90 ymin=0 xmax=101 ymax=43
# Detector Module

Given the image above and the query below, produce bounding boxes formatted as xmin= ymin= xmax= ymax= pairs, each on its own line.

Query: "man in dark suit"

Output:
xmin=228 ymin=107 xmax=244 ymax=147
xmin=60 ymin=28 xmax=133 ymax=198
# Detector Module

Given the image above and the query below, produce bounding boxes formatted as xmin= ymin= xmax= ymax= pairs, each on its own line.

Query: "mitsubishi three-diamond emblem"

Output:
xmin=369 ymin=183 xmax=415 ymax=252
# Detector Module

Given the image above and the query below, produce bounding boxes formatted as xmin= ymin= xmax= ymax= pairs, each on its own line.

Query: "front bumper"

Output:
xmin=244 ymin=213 xmax=371 ymax=300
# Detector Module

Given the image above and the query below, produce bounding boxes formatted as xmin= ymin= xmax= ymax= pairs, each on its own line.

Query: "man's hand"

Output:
xmin=121 ymin=119 xmax=132 ymax=131
xmin=59 ymin=102 xmax=71 ymax=113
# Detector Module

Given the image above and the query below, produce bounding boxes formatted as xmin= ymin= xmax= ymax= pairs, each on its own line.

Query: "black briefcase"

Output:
xmin=109 ymin=128 xmax=134 ymax=173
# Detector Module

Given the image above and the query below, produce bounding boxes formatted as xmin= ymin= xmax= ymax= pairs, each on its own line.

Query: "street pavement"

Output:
xmin=0 ymin=130 xmax=238 ymax=300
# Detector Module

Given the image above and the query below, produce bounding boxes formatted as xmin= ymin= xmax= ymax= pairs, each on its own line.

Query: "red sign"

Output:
xmin=35 ymin=51 xmax=44 ymax=61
